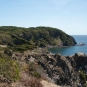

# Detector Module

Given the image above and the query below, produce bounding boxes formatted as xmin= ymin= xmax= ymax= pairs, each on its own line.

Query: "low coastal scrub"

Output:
xmin=10 ymin=44 xmax=36 ymax=52
xmin=0 ymin=57 xmax=20 ymax=82
xmin=0 ymin=26 xmax=77 ymax=50
xmin=28 ymin=62 xmax=41 ymax=79
xmin=20 ymin=62 xmax=43 ymax=87
xmin=25 ymin=77 xmax=43 ymax=87
xmin=79 ymin=70 xmax=86 ymax=84
xmin=21 ymin=76 xmax=43 ymax=87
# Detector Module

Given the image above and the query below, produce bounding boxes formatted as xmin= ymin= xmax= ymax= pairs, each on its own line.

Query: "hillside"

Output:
xmin=0 ymin=48 xmax=87 ymax=87
xmin=0 ymin=26 xmax=86 ymax=87
xmin=0 ymin=26 xmax=77 ymax=51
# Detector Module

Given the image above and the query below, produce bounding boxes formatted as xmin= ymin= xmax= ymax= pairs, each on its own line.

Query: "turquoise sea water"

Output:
xmin=48 ymin=35 xmax=87 ymax=56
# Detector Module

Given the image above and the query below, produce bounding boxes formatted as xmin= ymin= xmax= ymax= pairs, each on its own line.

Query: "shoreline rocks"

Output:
xmin=76 ymin=42 xmax=85 ymax=46
xmin=11 ymin=48 xmax=87 ymax=87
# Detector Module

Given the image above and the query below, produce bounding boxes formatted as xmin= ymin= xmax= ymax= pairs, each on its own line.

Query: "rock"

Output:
xmin=0 ymin=75 xmax=11 ymax=83
xmin=77 ymin=43 xmax=85 ymax=46
xmin=77 ymin=52 xmax=86 ymax=57
xmin=11 ymin=49 xmax=87 ymax=87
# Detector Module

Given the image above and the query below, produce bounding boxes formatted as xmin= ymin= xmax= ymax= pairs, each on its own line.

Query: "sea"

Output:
xmin=48 ymin=35 xmax=87 ymax=56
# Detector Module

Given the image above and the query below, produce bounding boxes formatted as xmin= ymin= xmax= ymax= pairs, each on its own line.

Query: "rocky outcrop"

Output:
xmin=11 ymin=48 xmax=87 ymax=87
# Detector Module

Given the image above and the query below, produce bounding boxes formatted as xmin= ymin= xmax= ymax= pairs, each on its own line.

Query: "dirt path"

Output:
xmin=0 ymin=45 xmax=7 ymax=48
xmin=41 ymin=80 xmax=61 ymax=87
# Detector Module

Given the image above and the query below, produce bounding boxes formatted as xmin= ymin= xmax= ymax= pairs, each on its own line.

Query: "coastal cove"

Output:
xmin=48 ymin=35 xmax=87 ymax=56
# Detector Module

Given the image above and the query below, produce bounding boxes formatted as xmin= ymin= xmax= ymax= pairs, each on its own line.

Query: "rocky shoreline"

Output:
xmin=46 ymin=45 xmax=75 ymax=49
xmin=9 ymin=48 xmax=86 ymax=87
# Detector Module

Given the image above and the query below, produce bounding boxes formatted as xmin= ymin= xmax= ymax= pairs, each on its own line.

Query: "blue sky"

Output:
xmin=0 ymin=0 xmax=87 ymax=35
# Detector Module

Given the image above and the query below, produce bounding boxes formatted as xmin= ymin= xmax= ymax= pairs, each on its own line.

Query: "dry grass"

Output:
xmin=23 ymin=77 xmax=43 ymax=87
xmin=20 ymin=71 xmax=43 ymax=87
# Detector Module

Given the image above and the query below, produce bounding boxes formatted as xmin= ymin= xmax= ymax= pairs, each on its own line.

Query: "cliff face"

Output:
xmin=11 ymin=48 xmax=87 ymax=87
xmin=0 ymin=26 xmax=77 ymax=48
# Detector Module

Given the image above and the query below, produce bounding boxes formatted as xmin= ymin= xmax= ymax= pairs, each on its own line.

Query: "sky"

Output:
xmin=0 ymin=0 xmax=87 ymax=35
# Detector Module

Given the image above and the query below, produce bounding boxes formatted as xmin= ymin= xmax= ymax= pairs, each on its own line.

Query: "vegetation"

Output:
xmin=0 ymin=57 xmax=20 ymax=82
xmin=28 ymin=62 xmax=41 ymax=79
xmin=79 ymin=70 xmax=86 ymax=84
xmin=0 ymin=26 xmax=77 ymax=51
xmin=21 ymin=77 xmax=43 ymax=87
xmin=0 ymin=49 xmax=43 ymax=86
xmin=0 ymin=26 xmax=77 ymax=86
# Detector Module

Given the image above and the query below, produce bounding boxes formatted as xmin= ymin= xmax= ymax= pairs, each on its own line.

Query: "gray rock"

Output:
xmin=11 ymin=49 xmax=87 ymax=87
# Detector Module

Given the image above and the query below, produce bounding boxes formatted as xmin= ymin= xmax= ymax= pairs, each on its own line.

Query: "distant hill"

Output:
xmin=0 ymin=26 xmax=77 ymax=51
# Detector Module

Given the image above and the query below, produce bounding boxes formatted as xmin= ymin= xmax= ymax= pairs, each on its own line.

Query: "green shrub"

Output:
xmin=4 ymin=48 xmax=12 ymax=56
xmin=79 ymin=70 xmax=86 ymax=84
xmin=28 ymin=62 xmax=41 ymax=79
xmin=33 ymin=72 xmax=41 ymax=79
xmin=10 ymin=44 xmax=36 ymax=52
xmin=0 ymin=58 xmax=20 ymax=82
xmin=29 ymin=62 xmax=35 ymax=71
